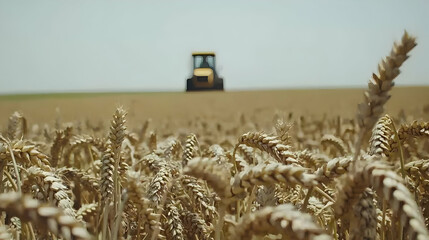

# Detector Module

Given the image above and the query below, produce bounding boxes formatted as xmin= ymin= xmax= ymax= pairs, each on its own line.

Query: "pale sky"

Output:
xmin=0 ymin=1 xmax=428 ymax=94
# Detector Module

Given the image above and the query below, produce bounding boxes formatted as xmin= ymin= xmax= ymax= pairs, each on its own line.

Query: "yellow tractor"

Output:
xmin=186 ymin=52 xmax=224 ymax=91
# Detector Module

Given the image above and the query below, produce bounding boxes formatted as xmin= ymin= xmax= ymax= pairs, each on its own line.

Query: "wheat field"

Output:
xmin=0 ymin=31 xmax=428 ymax=240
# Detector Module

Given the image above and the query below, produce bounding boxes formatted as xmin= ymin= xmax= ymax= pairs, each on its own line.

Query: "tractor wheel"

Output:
xmin=186 ymin=79 xmax=194 ymax=91
xmin=214 ymin=79 xmax=224 ymax=90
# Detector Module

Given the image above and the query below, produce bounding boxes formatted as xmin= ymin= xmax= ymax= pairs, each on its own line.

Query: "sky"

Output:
xmin=0 ymin=1 xmax=428 ymax=94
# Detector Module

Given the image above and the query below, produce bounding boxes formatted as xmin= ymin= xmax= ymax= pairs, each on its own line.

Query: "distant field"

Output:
xmin=0 ymin=87 xmax=428 ymax=128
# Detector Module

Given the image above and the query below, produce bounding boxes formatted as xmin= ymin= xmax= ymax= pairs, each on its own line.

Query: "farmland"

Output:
xmin=0 ymin=32 xmax=428 ymax=240
xmin=1 ymin=87 xmax=428 ymax=130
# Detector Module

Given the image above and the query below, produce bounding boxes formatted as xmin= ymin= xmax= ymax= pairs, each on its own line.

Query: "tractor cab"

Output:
xmin=186 ymin=52 xmax=224 ymax=91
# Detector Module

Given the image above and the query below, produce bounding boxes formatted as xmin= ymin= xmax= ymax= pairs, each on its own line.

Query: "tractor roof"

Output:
xmin=192 ymin=51 xmax=215 ymax=56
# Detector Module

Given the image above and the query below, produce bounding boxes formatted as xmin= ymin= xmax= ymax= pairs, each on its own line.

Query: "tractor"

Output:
xmin=186 ymin=52 xmax=224 ymax=91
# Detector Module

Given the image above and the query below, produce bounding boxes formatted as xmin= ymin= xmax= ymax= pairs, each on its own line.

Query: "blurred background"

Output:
xmin=0 ymin=0 xmax=428 ymax=94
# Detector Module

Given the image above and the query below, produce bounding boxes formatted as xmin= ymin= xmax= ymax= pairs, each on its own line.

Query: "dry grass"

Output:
xmin=0 ymin=31 xmax=428 ymax=240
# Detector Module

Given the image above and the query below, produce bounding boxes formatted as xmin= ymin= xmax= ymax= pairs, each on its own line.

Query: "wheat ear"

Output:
xmin=314 ymin=156 xmax=352 ymax=184
xmin=124 ymin=170 xmax=161 ymax=234
xmin=235 ymin=132 xmax=297 ymax=165
xmin=100 ymin=146 xmax=114 ymax=203
xmin=164 ymin=199 xmax=184 ymax=240
xmin=50 ymin=126 xmax=73 ymax=167
xmin=0 ymin=192 xmax=91 ymax=240
xmin=109 ymin=107 xmax=127 ymax=160
xmin=108 ymin=108 xmax=127 ymax=211
xmin=349 ymin=188 xmax=377 ymax=240
xmin=236 ymin=144 xmax=256 ymax=165
xmin=149 ymin=131 xmax=157 ymax=151
xmin=357 ymin=31 xmax=416 ymax=132
xmin=162 ymin=138 xmax=182 ymax=160
xmin=229 ymin=204 xmax=331 ymax=240
xmin=231 ymin=163 xmax=318 ymax=198
xmin=23 ymin=166 xmax=76 ymax=218
xmin=295 ymin=149 xmax=329 ymax=169
xmin=58 ymin=167 xmax=100 ymax=194
xmin=398 ymin=121 xmax=429 ymax=141
xmin=147 ymin=165 xmax=171 ymax=206
xmin=182 ymin=133 xmax=199 ymax=167
xmin=181 ymin=176 xmax=217 ymax=221
xmin=334 ymin=161 xmax=429 ymax=239
xmin=369 ymin=115 xmax=395 ymax=157
xmin=183 ymin=157 xmax=232 ymax=200
xmin=0 ymin=225 xmax=12 ymax=240
xmin=274 ymin=118 xmax=292 ymax=145
xmin=135 ymin=152 xmax=167 ymax=173
xmin=7 ymin=111 xmax=26 ymax=140
xmin=403 ymin=160 xmax=429 ymax=182
xmin=181 ymin=210 xmax=213 ymax=240
xmin=320 ymin=134 xmax=348 ymax=156
xmin=0 ymin=139 xmax=51 ymax=171
xmin=76 ymin=202 xmax=98 ymax=222
xmin=64 ymin=135 xmax=105 ymax=163
xmin=354 ymin=31 xmax=416 ymax=158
